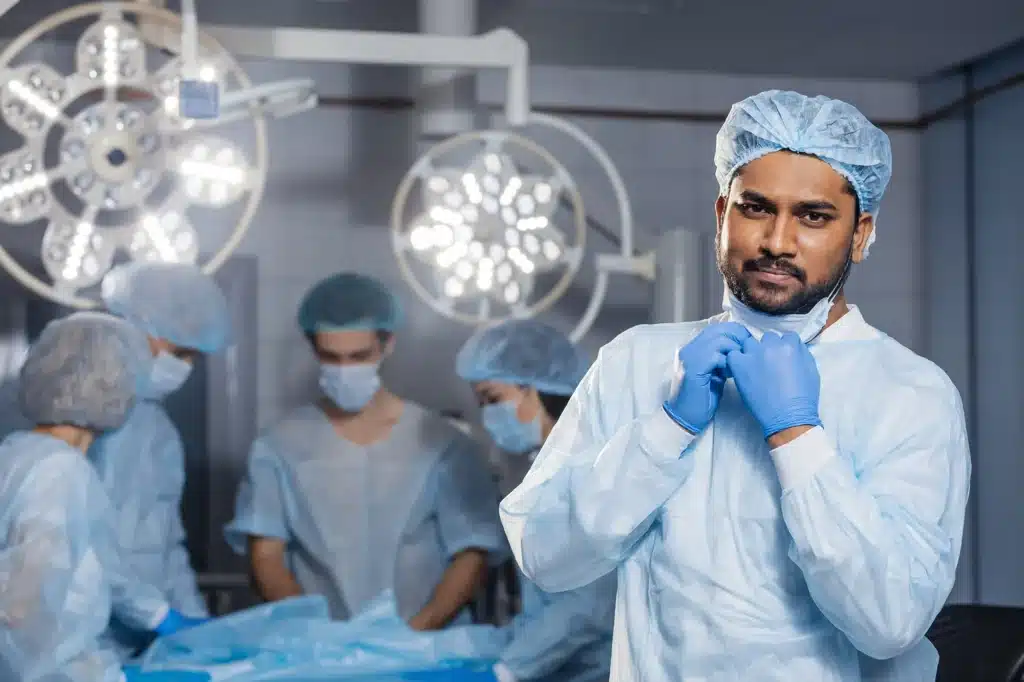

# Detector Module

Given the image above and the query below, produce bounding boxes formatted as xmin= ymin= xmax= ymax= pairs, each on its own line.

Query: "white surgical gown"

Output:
xmin=501 ymin=307 xmax=971 ymax=681
xmin=226 ymin=401 xmax=507 ymax=621
xmin=89 ymin=401 xmax=206 ymax=658
xmin=0 ymin=431 xmax=129 ymax=681
xmin=502 ymin=571 xmax=615 ymax=682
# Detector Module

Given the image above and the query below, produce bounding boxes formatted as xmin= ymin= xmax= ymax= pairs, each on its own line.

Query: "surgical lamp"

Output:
xmin=0 ymin=1 xmax=317 ymax=309
xmin=199 ymin=22 xmax=654 ymax=342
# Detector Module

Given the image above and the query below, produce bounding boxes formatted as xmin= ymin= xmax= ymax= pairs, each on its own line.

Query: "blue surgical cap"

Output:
xmin=19 ymin=312 xmax=151 ymax=432
xmin=101 ymin=262 xmax=230 ymax=353
xmin=298 ymin=273 xmax=403 ymax=334
xmin=714 ymin=90 xmax=892 ymax=255
xmin=456 ymin=320 xmax=586 ymax=396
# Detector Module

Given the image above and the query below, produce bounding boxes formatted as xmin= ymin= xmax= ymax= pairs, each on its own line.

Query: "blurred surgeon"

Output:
xmin=91 ymin=262 xmax=229 ymax=657
xmin=0 ymin=312 xmax=200 ymax=681
xmin=501 ymin=90 xmax=971 ymax=681
xmin=227 ymin=273 xmax=506 ymax=629
xmin=457 ymin=320 xmax=615 ymax=682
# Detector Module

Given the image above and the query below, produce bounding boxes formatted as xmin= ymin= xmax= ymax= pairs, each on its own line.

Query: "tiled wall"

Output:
xmin=235 ymin=59 xmax=923 ymax=432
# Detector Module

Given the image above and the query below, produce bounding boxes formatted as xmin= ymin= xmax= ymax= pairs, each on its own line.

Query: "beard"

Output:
xmin=716 ymin=233 xmax=852 ymax=315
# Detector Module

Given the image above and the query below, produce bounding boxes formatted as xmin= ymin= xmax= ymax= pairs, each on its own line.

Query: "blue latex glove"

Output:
xmin=726 ymin=331 xmax=822 ymax=439
xmin=663 ymin=322 xmax=751 ymax=434
xmin=153 ymin=609 xmax=210 ymax=637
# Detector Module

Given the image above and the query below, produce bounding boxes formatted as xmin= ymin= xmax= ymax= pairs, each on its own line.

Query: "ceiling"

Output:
xmin=1 ymin=0 xmax=1021 ymax=81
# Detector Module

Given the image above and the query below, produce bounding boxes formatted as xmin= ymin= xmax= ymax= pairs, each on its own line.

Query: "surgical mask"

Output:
xmin=482 ymin=401 xmax=542 ymax=455
xmin=722 ymin=251 xmax=852 ymax=344
xmin=319 ymin=363 xmax=381 ymax=412
xmin=722 ymin=289 xmax=834 ymax=344
xmin=140 ymin=351 xmax=192 ymax=400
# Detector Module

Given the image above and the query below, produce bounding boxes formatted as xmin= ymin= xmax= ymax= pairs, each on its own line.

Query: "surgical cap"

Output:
xmin=19 ymin=312 xmax=150 ymax=431
xmin=456 ymin=320 xmax=586 ymax=396
xmin=714 ymin=90 xmax=892 ymax=254
xmin=101 ymin=262 xmax=230 ymax=353
xmin=298 ymin=273 xmax=403 ymax=334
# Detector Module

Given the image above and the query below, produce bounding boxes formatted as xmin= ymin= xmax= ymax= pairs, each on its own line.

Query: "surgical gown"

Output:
xmin=89 ymin=401 xmax=206 ymax=658
xmin=0 ymin=431 xmax=129 ymax=681
xmin=501 ymin=307 xmax=971 ymax=682
xmin=501 ymin=571 xmax=615 ymax=682
xmin=226 ymin=401 xmax=507 ymax=621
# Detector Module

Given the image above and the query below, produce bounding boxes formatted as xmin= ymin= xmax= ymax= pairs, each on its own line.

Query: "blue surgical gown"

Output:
xmin=225 ymin=401 xmax=508 ymax=621
xmin=0 ymin=431 xmax=147 ymax=681
xmin=500 ymin=307 xmax=971 ymax=681
xmin=89 ymin=401 xmax=206 ymax=658
xmin=501 ymin=571 xmax=615 ymax=682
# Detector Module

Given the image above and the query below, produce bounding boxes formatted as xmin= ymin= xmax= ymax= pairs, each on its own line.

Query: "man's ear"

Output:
xmin=851 ymin=214 xmax=875 ymax=264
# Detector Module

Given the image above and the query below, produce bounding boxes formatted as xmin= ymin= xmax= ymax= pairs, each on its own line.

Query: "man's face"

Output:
xmin=313 ymin=329 xmax=390 ymax=366
xmin=714 ymin=151 xmax=874 ymax=315
xmin=148 ymin=337 xmax=198 ymax=364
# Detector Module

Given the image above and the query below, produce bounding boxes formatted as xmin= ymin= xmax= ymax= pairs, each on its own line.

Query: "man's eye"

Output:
xmin=803 ymin=212 xmax=830 ymax=225
xmin=738 ymin=203 xmax=768 ymax=216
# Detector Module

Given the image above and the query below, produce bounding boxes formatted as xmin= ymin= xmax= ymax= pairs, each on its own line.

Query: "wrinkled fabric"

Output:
xmin=298 ymin=273 xmax=403 ymax=333
xmin=501 ymin=308 xmax=970 ymax=681
xmin=225 ymin=402 xmax=507 ymax=621
xmin=102 ymin=263 xmax=230 ymax=354
xmin=0 ymin=431 xmax=133 ymax=681
xmin=714 ymin=90 xmax=892 ymax=255
xmin=90 ymin=401 xmax=207 ymax=659
xmin=500 ymin=572 xmax=615 ymax=682
xmin=456 ymin=321 xmax=587 ymax=396
xmin=19 ymin=312 xmax=150 ymax=432
xmin=135 ymin=592 xmax=507 ymax=681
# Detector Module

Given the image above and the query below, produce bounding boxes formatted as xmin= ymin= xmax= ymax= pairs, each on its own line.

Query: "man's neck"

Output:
xmin=322 ymin=390 xmax=402 ymax=445
xmin=822 ymin=293 xmax=850 ymax=331
xmin=33 ymin=425 xmax=94 ymax=453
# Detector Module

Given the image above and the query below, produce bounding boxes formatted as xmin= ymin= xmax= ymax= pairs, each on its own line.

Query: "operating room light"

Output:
xmin=405 ymin=150 xmax=567 ymax=308
xmin=0 ymin=2 xmax=286 ymax=309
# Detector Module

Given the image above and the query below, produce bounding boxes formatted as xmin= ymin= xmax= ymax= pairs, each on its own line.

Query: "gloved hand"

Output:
xmin=153 ymin=608 xmax=209 ymax=637
xmin=493 ymin=662 xmax=518 ymax=682
xmin=726 ymin=331 xmax=822 ymax=439
xmin=663 ymin=322 xmax=751 ymax=434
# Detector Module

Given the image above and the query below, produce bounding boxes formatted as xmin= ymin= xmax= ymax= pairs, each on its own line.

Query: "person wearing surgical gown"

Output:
xmin=226 ymin=273 xmax=506 ymax=629
xmin=500 ymin=90 xmax=971 ymax=681
xmin=457 ymin=320 xmax=616 ymax=682
xmin=89 ymin=263 xmax=229 ymax=658
xmin=0 ymin=312 xmax=202 ymax=681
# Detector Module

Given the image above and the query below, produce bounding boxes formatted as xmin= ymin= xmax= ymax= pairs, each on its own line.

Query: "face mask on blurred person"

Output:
xmin=319 ymin=363 xmax=381 ymax=412
xmin=140 ymin=351 xmax=192 ymax=400
xmin=482 ymin=400 xmax=542 ymax=455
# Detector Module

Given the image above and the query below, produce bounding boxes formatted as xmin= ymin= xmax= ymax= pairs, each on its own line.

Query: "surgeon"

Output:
xmin=500 ymin=90 xmax=971 ymax=681
xmin=0 ymin=312 xmax=203 ymax=681
xmin=226 ymin=272 xmax=506 ymax=629
xmin=456 ymin=320 xmax=615 ymax=682
xmin=91 ymin=262 xmax=229 ymax=656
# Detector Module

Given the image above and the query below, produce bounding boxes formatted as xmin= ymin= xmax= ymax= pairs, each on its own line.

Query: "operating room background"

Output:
xmin=0 ymin=0 xmax=1020 ymax=615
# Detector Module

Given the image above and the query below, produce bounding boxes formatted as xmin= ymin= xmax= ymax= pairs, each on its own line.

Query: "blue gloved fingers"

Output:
xmin=705 ymin=321 xmax=753 ymax=346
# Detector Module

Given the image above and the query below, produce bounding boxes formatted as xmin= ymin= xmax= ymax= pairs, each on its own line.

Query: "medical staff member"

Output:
xmin=90 ymin=262 xmax=229 ymax=656
xmin=500 ymin=90 xmax=971 ymax=681
xmin=457 ymin=320 xmax=615 ymax=682
xmin=0 ymin=312 xmax=201 ymax=681
xmin=226 ymin=273 xmax=506 ymax=629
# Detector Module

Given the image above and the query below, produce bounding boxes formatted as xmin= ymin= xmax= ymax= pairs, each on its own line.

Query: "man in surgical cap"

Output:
xmin=457 ymin=320 xmax=615 ymax=682
xmin=0 ymin=312 xmax=203 ymax=681
xmin=226 ymin=273 xmax=506 ymax=629
xmin=91 ymin=262 xmax=230 ymax=657
xmin=500 ymin=90 xmax=971 ymax=681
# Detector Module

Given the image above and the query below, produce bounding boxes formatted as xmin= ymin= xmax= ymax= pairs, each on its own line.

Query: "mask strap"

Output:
xmin=804 ymin=245 xmax=855 ymax=344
